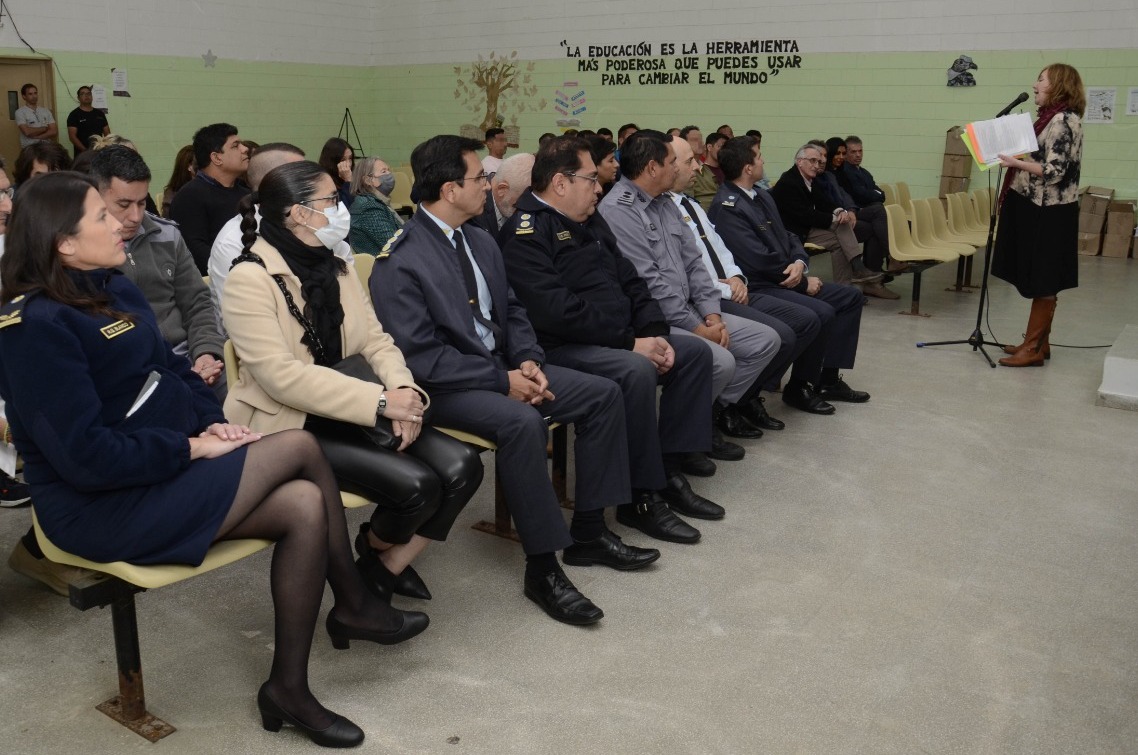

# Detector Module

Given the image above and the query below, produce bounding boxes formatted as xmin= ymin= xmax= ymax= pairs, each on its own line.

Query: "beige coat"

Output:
xmin=222 ymin=238 xmax=426 ymax=433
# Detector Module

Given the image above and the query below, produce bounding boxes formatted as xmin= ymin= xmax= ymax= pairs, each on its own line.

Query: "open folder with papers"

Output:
xmin=960 ymin=112 xmax=1038 ymax=172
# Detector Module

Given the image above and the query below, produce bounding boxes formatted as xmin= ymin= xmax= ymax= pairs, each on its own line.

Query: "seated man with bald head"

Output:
xmin=208 ymin=142 xmax=354 ymax=324
xmin=468 ymin=151 xmax=535 ymax=238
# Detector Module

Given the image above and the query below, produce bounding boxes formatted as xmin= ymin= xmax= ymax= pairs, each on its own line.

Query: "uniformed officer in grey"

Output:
xmin=369 ymin=135 xmax=658 ymax=627
xmin=596 ymin=129 xmax=781 ymax=442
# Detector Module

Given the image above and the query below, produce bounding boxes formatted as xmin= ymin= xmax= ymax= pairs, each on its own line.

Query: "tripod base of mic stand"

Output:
xmin=917 ymin=329 xmax=1005 ymax=368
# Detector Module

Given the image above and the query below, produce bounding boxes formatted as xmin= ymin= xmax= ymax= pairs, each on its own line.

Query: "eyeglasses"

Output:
xmin=563 ymin=172 xmax=600 ymax=185
xmin=0 ymin=188 xmax=13 ymax=200
xmin=800 ymin=158 xmax=825 ymax=167
xmin=302 ymin=193 xmax=339 ymax=206
xmin=456 ymin=172 xmax=489 ymax=185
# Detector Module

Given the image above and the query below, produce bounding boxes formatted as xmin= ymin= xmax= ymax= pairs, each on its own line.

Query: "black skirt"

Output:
xmin=991 ymin=190 xmax=1078 ymax=298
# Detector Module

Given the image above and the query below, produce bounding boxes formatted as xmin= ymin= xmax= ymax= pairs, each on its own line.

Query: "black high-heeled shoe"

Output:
xmin=354 ymin=524 xmax=433 ymax=600
xmin=257 ymin=683 xmax=364 ymax=748
xmin=325 ymin=607 xmax=429 ymax=650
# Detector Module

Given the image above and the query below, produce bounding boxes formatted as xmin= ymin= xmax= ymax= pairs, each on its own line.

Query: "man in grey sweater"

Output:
xmin=89 ymin=146 xmax=225 ymax=393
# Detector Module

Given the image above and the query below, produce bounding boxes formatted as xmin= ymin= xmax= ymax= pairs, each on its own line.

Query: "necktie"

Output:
xmin=679 ymin=196 xmax=727 ymax=279
xmin=452 ymin=229 xmax=503 ymax=347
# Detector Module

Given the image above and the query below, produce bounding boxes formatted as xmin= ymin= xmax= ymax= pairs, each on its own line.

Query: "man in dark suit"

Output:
xmin=769 ymin=143 xmax=883 ymax=288
xmin=708 ymin=137 xmax=870 ymax=415
xmin=500 ymin=135 xmax=718 ymax=545
xmin=370 ymin=135 xmax=658 ymax=627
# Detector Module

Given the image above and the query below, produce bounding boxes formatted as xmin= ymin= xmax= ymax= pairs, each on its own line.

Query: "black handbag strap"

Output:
xmin=233 ymin=250 xmax=329 ymax=364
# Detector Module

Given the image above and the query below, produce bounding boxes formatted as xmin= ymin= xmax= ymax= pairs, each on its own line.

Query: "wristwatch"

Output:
xmin=377 ymin=392 xmax=387 ymax=415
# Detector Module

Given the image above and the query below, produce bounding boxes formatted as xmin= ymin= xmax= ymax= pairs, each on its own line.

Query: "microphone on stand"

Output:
xmin=996 ymin=92 xmax=1029 ymax=118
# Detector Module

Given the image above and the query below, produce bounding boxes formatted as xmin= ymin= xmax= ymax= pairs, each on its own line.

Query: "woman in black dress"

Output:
xmin=992 ymin=63 xmax=1085 ymax=367
xmin=0 ymin=172 xmax=426 ymax=747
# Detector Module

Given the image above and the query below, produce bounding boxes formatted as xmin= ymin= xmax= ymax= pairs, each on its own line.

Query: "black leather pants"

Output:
xmin=305 ymin=418 xmax=484 ymax=544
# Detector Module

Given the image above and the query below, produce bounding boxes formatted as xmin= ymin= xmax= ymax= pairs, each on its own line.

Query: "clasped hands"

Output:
xmin=380 ymin=387 xmax=425 ymax=450
xmin=508 ymin=360 xmax=555 ymax=405
xmin=633 ymin=336 xmax=675 ymax=375
xmin=778 ymin=260 xmax=822 ymax=295
xmin=694 ymin=314 xmax=730 ymax=348
xmin=190 ymin=423 xmax=261 ymax=459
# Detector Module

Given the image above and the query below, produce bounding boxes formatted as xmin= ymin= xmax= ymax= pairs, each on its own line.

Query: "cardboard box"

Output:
xmin=1079 ymin=186 xmax=1114 ymax=216
xmin=938 ymin=175 xmax=970 ymax=197
xmin=1079 ymin=211 xmax=1107 ymax=234
xmin=1105 ymin=201 xmax=1136 ymax=236
xmin=945 ymin=126 xmax=970 ymax=156
xmin=941 ymin=153 xmax=972 ymax=179
xmin=1101 ymin=233 xmax=1132 ymax=259
xmin=1077 ymin=232 xmax=1102 ymax=256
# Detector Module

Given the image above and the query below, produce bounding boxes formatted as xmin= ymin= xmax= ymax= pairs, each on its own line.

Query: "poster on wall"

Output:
xmin=553 ymin=82 xmax=585 ymax=129
xmin=1126 ymin=87 xmax=1138 ymax=116
xmin=1084 ymin=87 xmax=1115 ymax=124
xmin=91 ymin=85 xmax=109 ymax=112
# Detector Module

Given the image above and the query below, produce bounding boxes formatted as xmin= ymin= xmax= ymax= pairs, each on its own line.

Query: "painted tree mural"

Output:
xmin=454 ymin=51 xmax=545 ymax=137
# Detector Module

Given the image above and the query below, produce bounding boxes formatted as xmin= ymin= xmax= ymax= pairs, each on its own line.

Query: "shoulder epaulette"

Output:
xmin=376 ymin=228 xmax=406 ymax=260
xmin=514 ymin=213 xmax=535 ymax=235
xmin=0 ymin=294 xmax=29 ymax=330
xmin=719 ymin=195 xmax=737 ymax=208
xmin=616 ymin=190 xmax=634 ymax=206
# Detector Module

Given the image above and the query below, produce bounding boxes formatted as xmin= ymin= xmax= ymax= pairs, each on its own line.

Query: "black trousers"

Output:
xmin=750 ymin=282 xmax=863 ymax=382
xmin=546 ymin=335 xmax=713 ymax=491
xmin=427 ymin=364 xmax=629 ymax=555
xmin=306 ymin=418 xmax=483 ymax=545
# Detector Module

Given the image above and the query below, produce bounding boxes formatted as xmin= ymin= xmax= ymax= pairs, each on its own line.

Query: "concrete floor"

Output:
xmin=2 ymin=255 xmax=1136 ymax=755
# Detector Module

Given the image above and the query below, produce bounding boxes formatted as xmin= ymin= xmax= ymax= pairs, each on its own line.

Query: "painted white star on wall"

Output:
xmin=202 ymin=49 xmax=217 ymax=68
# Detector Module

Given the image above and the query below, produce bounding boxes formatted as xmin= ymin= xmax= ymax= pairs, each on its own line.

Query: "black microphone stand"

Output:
xmin=916 ymin=107 xmax=1019 ymax=367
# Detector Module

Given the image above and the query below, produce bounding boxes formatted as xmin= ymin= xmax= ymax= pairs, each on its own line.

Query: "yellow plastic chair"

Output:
xmin=880 ymin=183 xmax=897 ymax=206
xmin=972 ymin=188 xmax=995 ymax=226
xmin=885 ymin=204 xmax=958 ymax=316
xmin=927 ymin=196 xmax=987 ymax=247
xmin=32 ymin=508 xmax=270 ymax=740
xmin=911 ymin=199 xmax=975 ymax=256
xmin=895 ymin=182 xmax=914 ymax=221
xmin=389 ymin=171 xmax=414 ymax=214
xmin=946 ymin=193 xmax=989 ymax=239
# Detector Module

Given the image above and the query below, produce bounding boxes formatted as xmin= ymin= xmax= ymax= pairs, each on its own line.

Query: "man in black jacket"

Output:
xmin=769 ymin=143 xmax=882 ymax=287
xmin=500 ymin=136 xmax=719 ymax=546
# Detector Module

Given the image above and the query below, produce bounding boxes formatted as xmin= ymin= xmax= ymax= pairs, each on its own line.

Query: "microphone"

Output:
xmin=996 ymin=92 xmax=1029 ymax=118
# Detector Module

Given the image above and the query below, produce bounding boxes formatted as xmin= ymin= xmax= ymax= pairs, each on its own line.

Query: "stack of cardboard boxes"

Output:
xmin=1102 ymin=200 xmax=1136 ymax=259
xmin=941 ymin=126 xmax=972 ymax=198
xmin=1078 ymin=186 xmax=1113 ymax=256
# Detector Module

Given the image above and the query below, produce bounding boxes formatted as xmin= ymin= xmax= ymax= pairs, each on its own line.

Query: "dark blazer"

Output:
xmin=707 ymin=182 xmax=810 ymax=293
xmin=499 ymin=189 xmax=669 ymax=351
xmin=838 ymin=163 xmax=886 ymax=207
xmin=769 ymin=165 xmax=840 ymax=240
xmin=370 ymin=210 xmax=544 ymax=396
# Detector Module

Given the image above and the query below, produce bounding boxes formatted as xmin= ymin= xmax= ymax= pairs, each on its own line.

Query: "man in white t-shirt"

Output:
xmin=14 ymin=84 xmax=58 ymax=149
xmin=481 ymin=127 xmax=508 ymax=178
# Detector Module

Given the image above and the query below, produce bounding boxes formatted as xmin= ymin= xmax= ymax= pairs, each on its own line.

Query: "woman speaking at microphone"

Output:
xmin=992 ymin=63 xmax=1085 ymax=367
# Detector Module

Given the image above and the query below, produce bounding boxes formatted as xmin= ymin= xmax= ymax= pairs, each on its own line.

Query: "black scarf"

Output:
xmin=259 ymin=220 xmax=346 ymax=366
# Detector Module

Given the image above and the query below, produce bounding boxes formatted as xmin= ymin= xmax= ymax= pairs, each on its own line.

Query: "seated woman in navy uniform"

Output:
xmin=221 ymin=160 xmax=483 ymax=607
xmin=0 ymin=171 xmax=427 ymax=748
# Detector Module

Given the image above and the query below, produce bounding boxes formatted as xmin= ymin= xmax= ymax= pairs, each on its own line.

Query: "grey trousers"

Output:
xmin=669 ymin=312 xmax=780 ymax=405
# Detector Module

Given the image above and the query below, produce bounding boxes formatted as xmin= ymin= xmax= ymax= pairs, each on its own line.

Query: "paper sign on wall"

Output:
xmin=111 ymin=69 xmax=131 ymax=97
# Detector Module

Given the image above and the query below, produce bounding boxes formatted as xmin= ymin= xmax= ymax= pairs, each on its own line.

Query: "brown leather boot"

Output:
xmin=998 ymin=298 xmax=1055 ymax=367
xmin=1002 ymin=296 xmax=1055 ymax=359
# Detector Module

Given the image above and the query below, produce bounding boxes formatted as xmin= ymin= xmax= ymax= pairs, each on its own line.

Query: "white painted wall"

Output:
xmin=1 ymin=0 xmax=1134 ymax=67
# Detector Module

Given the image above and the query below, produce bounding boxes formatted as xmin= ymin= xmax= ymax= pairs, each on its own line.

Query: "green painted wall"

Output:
xmin=8 ymin=47 xmax=1136 ymax=203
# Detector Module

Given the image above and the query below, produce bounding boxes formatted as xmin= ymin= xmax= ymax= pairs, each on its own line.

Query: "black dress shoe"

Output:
xmin=680 ymin=451 xmax=717 ymax=477
xmin=325 ymin=607 xmax=430 ymax=649
xmin=355 ymin=524 xmax=431 ymax=600
xmin=258 ymin=683 xmax=365 ymax=748
xmin=523 ymin=570 xmax=604 ymax=625
xmin=817 ymin=377 xmax=871 ymax=403
xmin=355 ymin=554 xmax=394 ymax=604
xmin=562 ymin=530 xmax=660 ymax=571
xmin=739 ymin=396 xmax=785 ymax=431
xmin=717 ymin=404 xmax=763 ymax=439
xmin=709 ymin=427 xmax=745 ymax=461
xmin=657 ymin=474 xmax=725 ymax=520
xmin=781 ymin=383 xmax=836 ymax=415
xmin=616 ymin=494 xmax=701 ymax=544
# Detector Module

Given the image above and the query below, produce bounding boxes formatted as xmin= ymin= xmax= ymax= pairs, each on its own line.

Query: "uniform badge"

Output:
xmin=520 ymin=214 xmax=532 ymax=220
xmin=0 ymin=309 xmax=21 ymax=329
xmin=100 ymin=320 xmax=135 ymax=339
xmin=556 ymin=230 xmax=572 ymax=241
xmin=519 ymin=220 xmax=532 ymax=228
xmin=682 ymin=215 xmax=692 ymax=223
xmin=377 ymin=228 xmax=404 ymax=260
xmin=616 ymin=191 xmax=634 ymax=206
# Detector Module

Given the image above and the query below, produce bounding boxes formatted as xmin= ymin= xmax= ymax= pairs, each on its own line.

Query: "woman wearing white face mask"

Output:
xmin=348 ymin=156 xmax=403 ymax=255
xmin=223 ymin=161 xmax=483 ymax=608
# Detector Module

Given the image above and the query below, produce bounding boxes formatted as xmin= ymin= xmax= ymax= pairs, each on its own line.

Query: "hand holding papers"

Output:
xmin=960 ymin=113 xmax=1038 ymax=172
